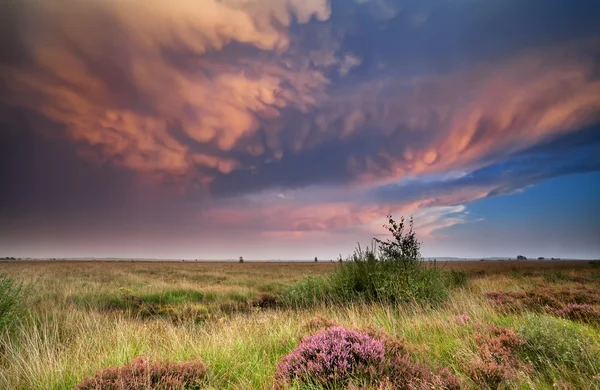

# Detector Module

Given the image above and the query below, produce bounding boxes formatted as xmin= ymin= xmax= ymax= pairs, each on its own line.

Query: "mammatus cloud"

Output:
xmin=1 ymin=0 xmax=600 ymax=252
xmin=1 ymin=0 xmax=334 ymax=180
xmin=3 ymin=0 xmax=599 ymax=191
xmin=325 ymin=42 xmax=600 ymax=184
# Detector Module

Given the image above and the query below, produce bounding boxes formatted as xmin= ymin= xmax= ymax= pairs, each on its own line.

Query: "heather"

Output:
xmin=485 ymin=284 xmax=600 ymax=325
xmin=467 ymin=325 xmax=529 ymax=389
xmin=0 ymin=258 xmax=599 ymax=389
xmin=275 ymin=326 xmax=459 ymax=390
xmin=75 ymin=356 xmax=207 ymax=389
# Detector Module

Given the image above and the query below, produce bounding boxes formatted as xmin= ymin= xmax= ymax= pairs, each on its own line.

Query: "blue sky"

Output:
xmin=0 ymin=0 xmax=599 ymax=259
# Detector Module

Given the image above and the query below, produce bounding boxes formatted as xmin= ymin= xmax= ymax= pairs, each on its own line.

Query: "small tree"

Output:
xmin=374 ymin=215 xmax=421 ymax=287
xmin=239 ymin=256 xmax=244 ymax=263
xmin=314 ymin=257 xmax=318 ymax=263
xmin=375 ymin=215 xmax=421 ymax=262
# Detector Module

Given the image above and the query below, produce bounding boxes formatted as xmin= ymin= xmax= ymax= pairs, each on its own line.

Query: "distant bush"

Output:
xmin=275 ymin=326 xmax=459 ymax=389
xmin=0 ymin=273 xmax=24 ymax=332
xmin=75 ymin=356 xmax=207 ymax=390
xmin=282 ymin=215 xmax=461 ymax=307
xmin=518 ymin=314 xmax=600 ymax=378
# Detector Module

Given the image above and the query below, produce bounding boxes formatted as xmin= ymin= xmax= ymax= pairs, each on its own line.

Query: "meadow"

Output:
xmin=0 ymin=259 xmax=599 ymax=389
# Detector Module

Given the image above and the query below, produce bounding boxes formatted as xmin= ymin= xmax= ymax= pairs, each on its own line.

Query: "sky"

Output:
xmin=1 ymin=0 xmax=599 ymax=260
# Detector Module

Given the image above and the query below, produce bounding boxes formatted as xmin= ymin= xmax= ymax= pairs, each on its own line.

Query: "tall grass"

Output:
xmin=0 ymin=273 xmax=24 ymax=332
xmin=0 ymin=259 xmax=598 ymax=389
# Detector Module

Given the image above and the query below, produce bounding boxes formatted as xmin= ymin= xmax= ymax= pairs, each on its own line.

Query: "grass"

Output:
xmin=0 ymin=260 xmax=598 ymax=389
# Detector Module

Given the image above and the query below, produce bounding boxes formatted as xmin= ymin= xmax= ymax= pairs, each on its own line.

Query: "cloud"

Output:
xmin=321 ymin=41 xmax=600 ymax=183
xmin=1 ymin=0 xmax=333 ymax=181
xmin=3 ymin=0 xmax=600 ymax=196
xmin=371 ymin=124 xmax=600 ymax=208
xmin=2 ymin=0 xmax=600 ymax=250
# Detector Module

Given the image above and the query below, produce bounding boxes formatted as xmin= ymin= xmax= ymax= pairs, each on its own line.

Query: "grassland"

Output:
xmin=0 ymin=260 xmax=599 ymax=389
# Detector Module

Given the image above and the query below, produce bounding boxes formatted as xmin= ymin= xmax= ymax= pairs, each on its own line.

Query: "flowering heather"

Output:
xmin=75 ymin=356 xmax=207 ymax=390
xmin=556 ymin=304 xmax=600 ymax=324
xmin=275 ymin=326 xmax=460 ymax=389
xmin=486 ymin=286 xmax=600 ymax=319
xmin=275 ymin=326 xmax=386 ymax=387
xmin=468 ymin=325 xmax=528 ymax=390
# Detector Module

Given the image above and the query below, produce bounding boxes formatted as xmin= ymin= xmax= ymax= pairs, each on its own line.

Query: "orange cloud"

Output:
xmin=1 ymin=0 xmax=332 ymax=179
xmin=2 ymin=1 xmax=599 ymax=200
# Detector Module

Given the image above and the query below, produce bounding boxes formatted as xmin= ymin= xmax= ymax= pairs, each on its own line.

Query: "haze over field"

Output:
xmin=1 ymin=0 xmax=599 ymax=260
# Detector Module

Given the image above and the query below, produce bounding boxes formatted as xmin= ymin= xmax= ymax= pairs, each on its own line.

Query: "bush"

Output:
xmin=282 ymin=215 xmax=459 ymax=307
xmin=75 ymin=356 xmax=207 ymax=390
xmin=518 ymin=314 xmax=600 ymax=377
xmin=275 ymin=326 xmax=459 ymax=389
xmin=468 ymin=325 xmax=528 ymax=390
xmin=485 ymin=286 xmax=600 ymax=318
xmin=556 ymin=304 xmax=600 ymax=324
xmin=0 ymin=273 xmax=24 ymax=332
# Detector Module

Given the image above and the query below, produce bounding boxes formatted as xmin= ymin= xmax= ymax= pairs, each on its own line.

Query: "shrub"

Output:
xmin=282 ymin=215 xmax=459 ymax=308
xmin=0 ymin=273 xmax=24 ymax=332
xmin=275 ymin=326 xmax=460 ymax=389
xmin=275 ymin=326 xmax=386 ymax=388
xmin=518 ymin=314 xmax=600 ymax=377
xmin=555 ymin=304 xmax=600 ymax=324
xmin=485 ymin=286 xmax=600 ymax=318
xmin=468 ymin=325 xmax=528 ymax=390
xmin=75 ymin=356 xmax=207 ymax=390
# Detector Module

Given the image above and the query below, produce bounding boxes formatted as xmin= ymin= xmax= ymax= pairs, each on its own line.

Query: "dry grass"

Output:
xmin=0 ymin=260 xmax=599 ymax=389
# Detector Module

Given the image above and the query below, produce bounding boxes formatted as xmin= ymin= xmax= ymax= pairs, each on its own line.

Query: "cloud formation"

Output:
xmin=1 ymin=0 xmax=600 ymax=258
xmin=1 ymin=0 xmax=335 ymax=180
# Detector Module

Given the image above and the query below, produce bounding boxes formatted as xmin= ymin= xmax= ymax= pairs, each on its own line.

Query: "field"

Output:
xmin=1 ymin=260 xmax=599 ymax=389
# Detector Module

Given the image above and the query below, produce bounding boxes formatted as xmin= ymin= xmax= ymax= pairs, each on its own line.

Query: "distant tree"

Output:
xmin=517 ymin=255 xmax=527 ymax=260
xmin=538 ymin=257 xmax=545 ymax=260
xmin=314 ymin=257 xmax=318 ymax=262
xmin=239 ymin=256 xmax=244 ymax=263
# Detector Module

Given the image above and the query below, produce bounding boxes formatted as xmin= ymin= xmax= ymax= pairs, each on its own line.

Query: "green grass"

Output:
xmin=0 ymin=273 xmax=24 ymax=332
xmin=0 ymin=261 xmax=598 ymax=389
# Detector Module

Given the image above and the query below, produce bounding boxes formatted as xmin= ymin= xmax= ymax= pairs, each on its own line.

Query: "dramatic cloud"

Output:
xmin=1 ymin=0 xmax=599 ymax=258
xmin=1 ymin=0 xmax=335 ymax=181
